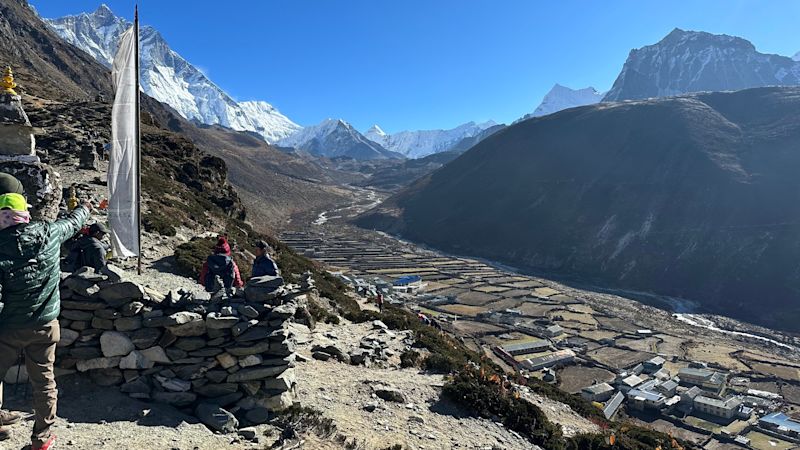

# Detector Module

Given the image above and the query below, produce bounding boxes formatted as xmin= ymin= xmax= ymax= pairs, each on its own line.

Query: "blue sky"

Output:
xmin=33 ymin=1 xmax=800 ymax=133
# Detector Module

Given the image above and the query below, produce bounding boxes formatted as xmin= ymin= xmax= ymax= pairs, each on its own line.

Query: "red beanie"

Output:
xmin=214 ymin=236 xmax=231 ymax=255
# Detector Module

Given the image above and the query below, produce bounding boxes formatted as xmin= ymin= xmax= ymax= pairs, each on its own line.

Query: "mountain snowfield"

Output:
xmin=794 ymin=51 xmax=800 ymax=62
xmin=364 ymin=121 xmax=498 ymax=158
xmin=518 ymin=84 xmax=604 ymax=121
xmin=45 ymin=4 xmax=300 ymax=143
xmin=278 ymin=118 xmax=402 ymax=160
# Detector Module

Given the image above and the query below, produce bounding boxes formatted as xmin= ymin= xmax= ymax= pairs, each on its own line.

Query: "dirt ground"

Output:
xmin=293 ymin=321 xmax=538 ymax=450
xmin=2 ymin=375 xmax=277 ymax=450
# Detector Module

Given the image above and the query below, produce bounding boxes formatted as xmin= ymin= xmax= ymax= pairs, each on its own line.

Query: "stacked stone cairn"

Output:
xmin=54 ymin=267 xmax=316 ymax=433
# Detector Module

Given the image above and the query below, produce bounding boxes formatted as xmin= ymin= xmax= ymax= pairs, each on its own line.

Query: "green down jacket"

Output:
xmin=0 ymin=206 xmax=89 ymax=329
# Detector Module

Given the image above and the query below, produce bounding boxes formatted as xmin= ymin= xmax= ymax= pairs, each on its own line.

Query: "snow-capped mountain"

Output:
xmin=278 ymin=119 xmax=402 ymax=160
xmin=604 ymin=28 xmax=800 ymax=101
xmin=45 ymin=4 xmax=300 ymax=143
xmin=364 ymin=121 xmax=498 ymax=159
xmin=518 ymin=84 xmax=603 ymax=121
xmin=793 ymin=51 xmax=800 ymax=62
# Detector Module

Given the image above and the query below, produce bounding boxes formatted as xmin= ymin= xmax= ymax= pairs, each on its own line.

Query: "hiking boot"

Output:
xmin=32 ymin=434 xmax=56 ymax=450
xmin=0 ymin=427 xmax=9 ymax=441
xmin=0 ymin=409 xmax=21 ymax=425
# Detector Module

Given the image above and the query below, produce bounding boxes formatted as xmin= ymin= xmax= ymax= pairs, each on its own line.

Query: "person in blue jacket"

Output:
xmin=252 ymin=240 xmax=280 ymax=278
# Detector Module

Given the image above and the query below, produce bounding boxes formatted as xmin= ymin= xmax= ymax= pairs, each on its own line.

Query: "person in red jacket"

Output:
xmin=199 ymin=236 xmax=243 ymax=296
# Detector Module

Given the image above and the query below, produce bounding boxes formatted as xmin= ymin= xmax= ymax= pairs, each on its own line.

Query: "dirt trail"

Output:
xmin=292 ymin=320 xmax=537 ymax=450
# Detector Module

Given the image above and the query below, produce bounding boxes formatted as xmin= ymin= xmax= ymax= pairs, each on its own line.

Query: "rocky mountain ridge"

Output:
xmin=603 ymin=28 xmax=800 ymax=101
xmin=45 ymin=4 xmax=300 ymax=143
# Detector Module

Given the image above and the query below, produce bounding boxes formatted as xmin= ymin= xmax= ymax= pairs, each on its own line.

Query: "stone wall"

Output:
xmin=53 ymin=268 xmax=314 ymax=432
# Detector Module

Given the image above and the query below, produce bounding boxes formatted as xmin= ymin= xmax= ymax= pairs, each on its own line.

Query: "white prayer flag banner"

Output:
xmin=109 ymin=25 xmax=139 ymax=258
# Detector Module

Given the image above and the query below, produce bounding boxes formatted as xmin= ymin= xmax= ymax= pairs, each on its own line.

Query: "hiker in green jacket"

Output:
xmin=0 ymin=178 xmax=91 ymax=450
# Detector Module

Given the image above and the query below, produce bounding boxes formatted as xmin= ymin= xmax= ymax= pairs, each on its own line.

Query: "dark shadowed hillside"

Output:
xmin=0 ymin=0 xmax=111 ymax=98
xmin=358 ymin=86 xmax=800 ymax=332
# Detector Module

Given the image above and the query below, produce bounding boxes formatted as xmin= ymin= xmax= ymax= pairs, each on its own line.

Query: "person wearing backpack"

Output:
xmin=199 ymin=236 xmax=243 ymax=296
xmin=65 ymin=222 xmax=109 ymax=272
xmin=0 ymin=182 xmax=92 ymax=450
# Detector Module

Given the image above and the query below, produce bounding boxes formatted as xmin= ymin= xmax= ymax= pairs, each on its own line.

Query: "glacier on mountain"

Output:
xmin=517 ymin=84 xmax=603 ymax=122
xmin=365 ymin=121 xmax=498 ymax=159
xmin=45 ymin=4 xmax=300 ymax=143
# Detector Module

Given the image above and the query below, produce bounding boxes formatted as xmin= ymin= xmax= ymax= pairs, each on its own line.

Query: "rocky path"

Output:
xmin=2 ymin=375 xmax=278 ymax=450
xmin=292 ymin=320 xmax=537 ymax=450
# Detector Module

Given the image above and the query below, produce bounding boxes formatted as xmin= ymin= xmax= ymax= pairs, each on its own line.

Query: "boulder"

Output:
xmin=130 ymin=328 xmax=162 ymax=349
xmin=215 ymin=353 xmax=237 ymax=369
xmin=101 ymin=264 xmax=125 ymax=283
xmin=195 ymin=403 xmax=239 ymax=433
xmin=63 ymin=277 xmax=100 ymax=297
xmin=245 ymin=407 xmax=270 ymax=424
xmin=166 ymin=313 xmax=206 ymax=337
xmin=114 ymin=317 xmax=142 ymax=332
xmin=119 ymin=351 xmax=154 ymax=370
xmin=237 ymin=305 xmax=260 ymax=319
xmin=100 ymin=331 xmax=135 ymax=357
xmin=374 ymin=386 xmax=405 ymax=403
xmin=156 ymin=375 xmax=192 ymax=392
xmin=120 ymin=377 xmax=151 ymax=395
xmin=226 ymin=365 xmax=287 ymax=383
xmin=175 ymin=337 xmax=207 ymax=352
xmin=256 ymin=391 xmax=294 ymax=412
xmin=76 ymin=357 xmax=122 ymax=372
xmin=139 ymin=346 xmax=171 ymax=364
xmin=262 ymin=368 xmax=295 ymax=393
xmin=98 ymin=281 xmax=145 ymax=307
xmin=238 ymin=355 xmax=262 ymax=368
xmin=58 ymin=328 xmax=80 ymax=347
xmin=205 ymin=312 xmax=238 ymax=329
xmin=244 ymin=276 xmax=284 ymax=303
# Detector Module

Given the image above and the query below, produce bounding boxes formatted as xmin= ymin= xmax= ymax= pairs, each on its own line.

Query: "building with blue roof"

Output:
xmin=759 ymin=412 xmax=800 ymax=439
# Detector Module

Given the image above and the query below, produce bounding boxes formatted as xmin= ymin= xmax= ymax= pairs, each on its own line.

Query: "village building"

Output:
xmin=655 ymin=379 xmax=679 ymax=397
xmin=603 ymin=392 xmax=625 ymax=420
xmin=678 ymin=367 xmax=727 ymax=393
xmin=500 ymin=340 xmax=552 ymax=356
xmin=581 ymin=383 xmax=614 ymax=402
xmin=627 ymin=388 xmax=666 ymax=410
xmin=617 ymin=374 xmax=644 ymax=393
xmin=759 ymin=412 xmax=800 ymax=440
xmin=643 ymin=356 xmax=666 ymax=374
xmin=693 ymin=395 xmax=742 ymax=420
xmin=519 ymin=349 xmax=575 ymax=371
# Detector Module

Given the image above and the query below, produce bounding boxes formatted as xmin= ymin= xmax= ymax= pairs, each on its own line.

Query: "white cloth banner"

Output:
xmin=109 ymin=26 xmax=139 ymax=257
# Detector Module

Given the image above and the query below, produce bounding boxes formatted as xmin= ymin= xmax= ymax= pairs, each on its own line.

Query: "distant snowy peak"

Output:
xmin=793 ymin=51 xmax=800 ymax=62
xmin=603 ymin=28 xmax=800 ymax=101
xmin=520 ymin=84 xmax=603 ymax=121
xmin=45 ymin=4 xmax=299 ymax=143
xmin=278 ymin=119 xmax=401 ymax=161
xmin=366 ymin=125 xmax=387 ymax=137
xmin=365 ymin=121 xmax=498 ymax=159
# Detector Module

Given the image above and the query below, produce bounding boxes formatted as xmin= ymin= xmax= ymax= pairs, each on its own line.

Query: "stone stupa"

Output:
xmin=1 ymin=67 xmax=62 ymax=220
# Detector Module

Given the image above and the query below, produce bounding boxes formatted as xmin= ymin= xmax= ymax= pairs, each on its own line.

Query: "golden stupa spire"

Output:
xmin=2 ymin=67 xmax=18 ymax=95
